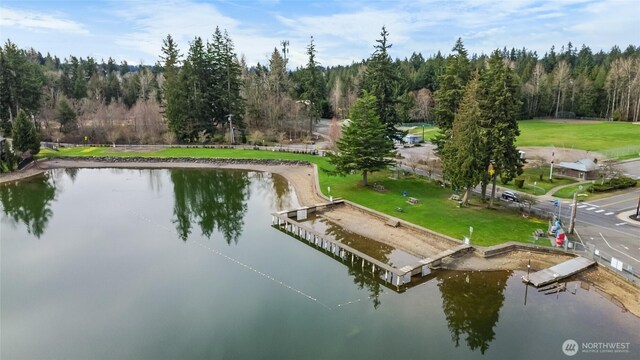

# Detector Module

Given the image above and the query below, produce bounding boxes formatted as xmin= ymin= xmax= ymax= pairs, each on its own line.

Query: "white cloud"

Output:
xmin=0 ymin=7 xmax=89 ymax=34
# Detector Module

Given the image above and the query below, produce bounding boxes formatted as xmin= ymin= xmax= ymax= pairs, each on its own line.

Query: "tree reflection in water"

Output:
xmin=249 ymin=172 xmax=296 ymax=211
xmin=170 ymin=169 xmax=250 ymax=244
xmin=0 ymin=175 xmax=56 ymax=238
xmin=321 ymin=219 xmax=393 ymax=309
xmin=437 ymin=270 xmax=510 ymax=354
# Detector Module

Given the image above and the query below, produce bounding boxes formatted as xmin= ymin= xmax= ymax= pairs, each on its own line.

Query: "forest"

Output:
xmin=1 ymin=28 xmax=639 ymax=147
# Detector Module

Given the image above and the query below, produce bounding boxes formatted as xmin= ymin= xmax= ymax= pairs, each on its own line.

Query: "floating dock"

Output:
xmin=523 ymin=257 xmax=596 ymax=287
xmin=272 ymin=203 xmax=471 ymax=289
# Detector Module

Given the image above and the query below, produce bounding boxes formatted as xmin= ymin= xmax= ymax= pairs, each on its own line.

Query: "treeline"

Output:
xmin=0 ymin=40 xmax=166 ymax=146
xmin=1 ymin=32 xmax=639 ymax=148
xmin=326 ymin=41 xmax=640 ymax=122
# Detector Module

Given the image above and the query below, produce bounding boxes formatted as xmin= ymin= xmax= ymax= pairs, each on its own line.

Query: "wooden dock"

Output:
xmin=523 ymin=257 xmax=596 ymax=287
xmin=272 ymin=204 xmax=472 ymax=289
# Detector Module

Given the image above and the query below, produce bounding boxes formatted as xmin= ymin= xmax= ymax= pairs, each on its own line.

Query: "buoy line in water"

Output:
xmin=127 ymin=209 xmax=377 ymax=311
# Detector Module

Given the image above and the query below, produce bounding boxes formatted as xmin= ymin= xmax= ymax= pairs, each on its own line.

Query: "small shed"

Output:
xmin=557 ymin=159 xmax=600 ymax=180
xmin=403 ymin=134 xmax=422 ymax=145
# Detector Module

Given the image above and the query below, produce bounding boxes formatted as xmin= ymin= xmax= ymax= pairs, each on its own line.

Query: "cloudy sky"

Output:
xmin=1 ymin=0 xmax=638 ymax=68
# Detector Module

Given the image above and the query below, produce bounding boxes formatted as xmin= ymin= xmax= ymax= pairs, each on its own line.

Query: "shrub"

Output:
xmin=515 ymin=179 xmax=525 ymax=188
xmin=590 ymin=176 xmax=637 ymax=192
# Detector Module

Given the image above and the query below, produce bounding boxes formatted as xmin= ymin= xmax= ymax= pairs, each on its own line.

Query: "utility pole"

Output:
xmin=636 ymin=191 xmax=640 ymax=219
xmin=569 ymin=192 xmax=578 ymax=234
xmin=549 ymin=151 xmax=555 ymax=181
xmin=227 ymin=114 xmax=234 ymax=144
xmin=569 ymin=188 xmax=587 ymax=234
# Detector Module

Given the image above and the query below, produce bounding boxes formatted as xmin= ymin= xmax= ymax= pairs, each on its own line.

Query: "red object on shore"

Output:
xmin=556 ymin=233 xmax=565 ymax=246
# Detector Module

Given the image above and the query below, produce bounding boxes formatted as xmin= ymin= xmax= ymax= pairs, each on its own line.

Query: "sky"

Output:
xmin=0 ymin=0 xmax=638 ymax=68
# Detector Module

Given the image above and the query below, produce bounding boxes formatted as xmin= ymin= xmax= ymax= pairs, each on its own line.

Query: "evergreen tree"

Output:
xmin=362 ymin=26 xmax=401 ymax=140
xmin=300 ymin=36 xmax=325 ymax=134
xmin=71 ymin=58 xmax=87 ymax=99
xmin=479 ymin=50 xmax=523 ymax=206
xmin=12 ymin=109 xmax=40 ymax=155
xmin=442 ymin=73 xmax=485 ymax=205
xmin=329 ymin=91 xmax=395 ymax=185
xmin=160 ymin=34 xmax=187 ymax=141
xmin=0 ymin=40 xmax=44 ymax=135
xmin=433 ymin=38 xmax=471 ymax=152
xmin=56 ymin=99 xmax=77 ymax=135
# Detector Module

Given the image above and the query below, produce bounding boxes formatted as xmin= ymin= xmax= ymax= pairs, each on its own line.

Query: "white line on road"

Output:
xmin=577 ymin=205 xmax=587 ymax=209
xmin=615 ymin=222 xmax=627 ymax=226
xmin=622 ymin=245 xmax=629 ymax=250
xmin=604 ymin=212 xmax=614 ymax=216
xmin=599 ymin=233 xmax=640 ymax=263
xmin=595 ymin=209 xmax=605 ymax=213
xmin=586 ymin=207 xmax=597 ymax=211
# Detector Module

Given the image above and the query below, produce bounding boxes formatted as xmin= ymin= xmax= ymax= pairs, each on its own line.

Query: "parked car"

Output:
xmin=501 ymin=190 xmax=520 ymax=202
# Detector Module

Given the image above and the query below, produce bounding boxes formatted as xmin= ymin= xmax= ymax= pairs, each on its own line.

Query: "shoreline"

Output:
xmin=2 ymin=157 xmax=638 ymax=316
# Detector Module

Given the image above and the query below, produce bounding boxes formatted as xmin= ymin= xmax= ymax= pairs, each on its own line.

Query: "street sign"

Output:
xmin=554 ymin=199 xmax=559 ymax=207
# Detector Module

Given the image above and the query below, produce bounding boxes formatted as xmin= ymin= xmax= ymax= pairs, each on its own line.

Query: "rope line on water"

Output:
xmin=127 ymin=209 xmax=377 ymax=311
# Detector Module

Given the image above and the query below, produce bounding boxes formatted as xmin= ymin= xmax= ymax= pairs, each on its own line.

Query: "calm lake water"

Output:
xmin=1 ymin=168 xmax=638 ymax=359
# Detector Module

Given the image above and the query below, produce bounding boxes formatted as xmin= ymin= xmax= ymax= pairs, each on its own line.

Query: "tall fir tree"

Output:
xmin=160 ymin=34 xmax=187 ymax=141
xmin=0 ymin=40 xmax=44 ymax=135
xmin=12 ymin=109 xmax=40 ymax=155
xmin=362 ymin=26 xmax=401 ymax=140
xmin=479 ymin=50 xmax=523 ymax=206
xmin=329 ymin=91 xmax=395 ymax=185
xmin=301 ymin=36 xmax=325 ymax=134
xmin=433 ymin=38 xmax=471 ymax=152
xmin=56 ymin=99 xmax=77 ymax=135
xmin=442 ymin=73 xmax=485 ymax=205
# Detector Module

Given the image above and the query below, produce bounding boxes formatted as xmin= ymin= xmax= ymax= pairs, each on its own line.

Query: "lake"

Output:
xmin=1 ymin=168 xmax=638 ymax=359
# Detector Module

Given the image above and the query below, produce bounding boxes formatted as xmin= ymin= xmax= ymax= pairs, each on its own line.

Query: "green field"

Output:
xmin=516 ymin=120 xmax=640 ymax=159
xmin=406 ymin=120 xmax=640 ymax=159
xmin=39 ymin=146 xmax=546 ymax=246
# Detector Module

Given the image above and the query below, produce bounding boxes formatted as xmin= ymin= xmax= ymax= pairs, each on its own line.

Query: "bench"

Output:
xmin=372 ymin=184 xmax=386 ymax=192
xmin=385 ymin=219 xmax=400 ymax=227
xmin=407 ymin=197 xmax=419 ymax=205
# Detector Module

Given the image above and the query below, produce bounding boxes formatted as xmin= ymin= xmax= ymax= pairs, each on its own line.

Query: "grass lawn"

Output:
xmin=39 ymin=146 xmax=547 ymax=246
xmin=517 ymin=120 xmax=640 ymax=159
xmin=552 ymin=181 xmax=639 ymax=200
xmin=406 ymin=126 xmax=439 ymax=141
xmin=401 ymin=120 xmax=640 ymax=159
xmin=498 ymin=165 xmax=577 ymax=195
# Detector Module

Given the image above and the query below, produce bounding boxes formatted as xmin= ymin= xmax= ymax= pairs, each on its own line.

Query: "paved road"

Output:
xmin=530 ymin=190 xmax=640 ymax=266
xmin=619 ymin=159 xmax=640 ymax=180
xmin=567 ymin=191 xmax=639 ymax=266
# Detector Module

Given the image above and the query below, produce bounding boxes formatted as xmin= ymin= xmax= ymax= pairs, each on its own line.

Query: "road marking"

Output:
xmin=584 ymin=203 xmax=599 ymax=208
xmin=599 ymin=233 xmax=640 ymax=263
xmin=622 ymin=245 xmax=629 ymax=250
xmin=594 ymin=209 xmax=605 ymax=213
xmin=577 ymin=205 xmax=587 ymax=209
xmin=586 ymin=207 xmax=597 ymax=211
xmin=615 ymin=222 xmax=627 ymax=226
xmin=595 ymin=197 xmax=639 ymax=208
xmin=604 ymin=212 xmax=614 ymax=216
